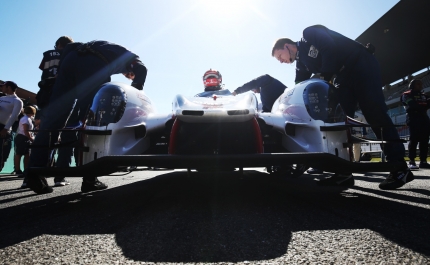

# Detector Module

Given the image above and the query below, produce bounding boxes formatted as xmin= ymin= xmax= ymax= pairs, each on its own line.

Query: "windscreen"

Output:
xmin=194 ymin=89 xmax=232 ymax=97
xmin=87 ymin=84 xmax=127 ymax=126
xmin=302 ymin=81 xmax=345 ymax=123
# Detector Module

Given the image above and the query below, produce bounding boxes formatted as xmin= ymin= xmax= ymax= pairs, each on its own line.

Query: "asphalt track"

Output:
xmin=0 ymin=167 xmax=429 ymax=264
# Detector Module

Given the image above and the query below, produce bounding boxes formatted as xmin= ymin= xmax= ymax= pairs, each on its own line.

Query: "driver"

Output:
xmin=203 ymin=69 xmax=223 ymax=91
xmin=195 ymin=69 xmax=232 ymax=97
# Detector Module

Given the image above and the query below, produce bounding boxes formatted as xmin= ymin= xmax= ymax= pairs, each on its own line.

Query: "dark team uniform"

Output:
xmin=29 ymin=40 xmax=148 ymax=173
xmin=37 ymin=49 xmax=62 ymax=109
xmin=401 ymin=89 xmax=430 ymax=162
xmin=39 ymin=49 xmax=62 ymax=80
xmin=294 ymin=25 xmax=404 ymax=163
xmin=234 ymin=74 xmax=286 ymax=112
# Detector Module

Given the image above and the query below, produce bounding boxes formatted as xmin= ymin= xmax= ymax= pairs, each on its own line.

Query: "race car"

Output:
xmin=29 ymin=79 xmax=404 ymax=178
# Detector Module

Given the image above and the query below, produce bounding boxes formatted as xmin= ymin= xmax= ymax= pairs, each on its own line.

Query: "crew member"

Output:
xmin=272 ymin=25 xmax=411 ymax=190
xmin=401 ymin=79 xmax=430 ymax=170
xmin=25 ymin=40 xmax=148 ymax=195
xmin=36 ymin=36 xmax=74 ymax=111
xmin=232 ymin=74 xmax=286 ymax=112
xmin=0 ymin=81 xmax=23 ymax=172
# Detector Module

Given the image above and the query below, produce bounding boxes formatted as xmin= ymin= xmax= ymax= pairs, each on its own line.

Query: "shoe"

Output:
xmin=54 ymin=178 xmax=70 ymax=187
xmin=317 ymin=173 xmax=354 ymax=187
xmin=408 ymin=162 xmax=419 ymax=170
xmin=379 ymin=169 xmax=414 ymax=190
xmin=28 ymin=176 xmax=53 ymax=194
xmin=14 ymin=170 xmax=23 ymax=175
xmin=419 ymin=162 xmax=430 ymax=169
xmin=307 ymin=168 xmax=323 ymax=174
xmin=81 ymin=179 xmax=108 ymax=193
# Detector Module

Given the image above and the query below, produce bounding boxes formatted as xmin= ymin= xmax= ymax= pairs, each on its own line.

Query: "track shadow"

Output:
xmin=0 ymin=170 xmax=429 ymax=263
xmin=354 ymin=172 xmax=429 ymax=183
xmin=0 ymin=175 xmax=22 ymax=182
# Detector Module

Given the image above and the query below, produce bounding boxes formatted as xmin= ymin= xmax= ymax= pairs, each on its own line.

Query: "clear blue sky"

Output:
xmin=0 ymin=0 xmax=399 ymax=113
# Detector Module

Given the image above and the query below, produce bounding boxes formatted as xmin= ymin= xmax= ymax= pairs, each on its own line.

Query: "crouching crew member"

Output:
xmin=25 ymin=40 xmax=148 ymax=195
xmin=401 ymin=79 xmax=430 ymax=170
xmin=272 ymin=24 xmax=411 ymax=190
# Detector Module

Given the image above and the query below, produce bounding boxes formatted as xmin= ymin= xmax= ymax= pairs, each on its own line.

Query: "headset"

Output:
xmin=285 ymin=44 xmax=294 ymax=63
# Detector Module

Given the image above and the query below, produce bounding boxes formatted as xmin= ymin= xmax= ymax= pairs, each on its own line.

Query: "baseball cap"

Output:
xmin=3 ymin=81 xmax=18 ymax=90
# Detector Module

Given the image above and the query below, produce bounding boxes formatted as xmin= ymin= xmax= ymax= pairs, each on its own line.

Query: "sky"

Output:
xmin=0 ymin=0 xmax=399 ymax=114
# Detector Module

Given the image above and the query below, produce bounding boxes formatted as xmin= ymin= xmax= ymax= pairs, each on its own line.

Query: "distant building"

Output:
xmin=0 ymin=79 xmax=36 ymax=105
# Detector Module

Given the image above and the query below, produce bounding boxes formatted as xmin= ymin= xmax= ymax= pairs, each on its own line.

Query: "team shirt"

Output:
xmin=17 ymin=115 xmax=34 ymax=137
xmin=61 ymin=40 xmax=148 ymax=86
xmin=401 ymin=89 xmax=430 ymax=117
xmin=39 ymin=49 xmax=62 ymax=80
xmin=295 ymin=25 xmax=367 ymax=83
xmin=0 ymin=94 xmax=23 ymax=130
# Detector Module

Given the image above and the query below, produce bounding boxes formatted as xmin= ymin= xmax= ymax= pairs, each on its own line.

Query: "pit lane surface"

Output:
xmin=0 ymin=168 xmax=429 ymax=264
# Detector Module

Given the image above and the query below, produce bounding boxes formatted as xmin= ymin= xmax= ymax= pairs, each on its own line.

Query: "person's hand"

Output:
xmin=123 ymin=72 xmax=135 ymax=80
xmin=131 ymin=82 xmax=143 ymax=90
xmin=232 ymin=91 xmax=237 ymax=96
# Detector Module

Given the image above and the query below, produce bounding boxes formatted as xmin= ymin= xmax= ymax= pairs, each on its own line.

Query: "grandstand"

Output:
xmin=354 ymin=0 xmax=430 ymax=154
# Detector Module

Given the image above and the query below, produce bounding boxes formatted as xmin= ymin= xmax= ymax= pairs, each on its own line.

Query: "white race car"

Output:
xmin=29 ymin=79 xmax=403 ymax=178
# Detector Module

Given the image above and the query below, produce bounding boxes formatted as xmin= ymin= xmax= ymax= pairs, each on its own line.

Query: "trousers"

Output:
xmin=334 ymin=49 xmax=405 ymax=163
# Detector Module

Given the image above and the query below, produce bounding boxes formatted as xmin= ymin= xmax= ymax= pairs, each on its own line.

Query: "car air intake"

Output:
xmin=227 ymin=110 xmax=249 ymax=115
xmin=182 ymin=110 xmax=204 ymax=116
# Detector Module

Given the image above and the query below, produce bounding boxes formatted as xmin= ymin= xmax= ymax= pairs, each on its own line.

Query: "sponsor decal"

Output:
xmin=204 ymin=78 xmax=219 ymax=86
xmin=308 ymin=92 xmax=319 ymax=104
xmin=313 ymin=105 xmax=320 ymax=113
xmin=111 ymin=95 xmax=122 ymax=107
xmin=308 ymin=45 xmax=318 ymax=58
xmin=202 ymin=103 xmax=223 ymax=109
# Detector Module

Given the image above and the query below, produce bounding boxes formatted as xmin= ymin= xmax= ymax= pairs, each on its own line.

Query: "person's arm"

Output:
xmin=295 ymin=60 xmax=312 ymax=83
xmin=234 ymin=75 xmax=272 ymax=95
xmin=39 ymin=56 xmax=45 ymax=70
xmin=402 ymin=93 xmax=417 ymax=109
xmin=129 ymin=59 xmax=147 ymax=90
xmin=302 ymin=26 xmax=338 ymax=80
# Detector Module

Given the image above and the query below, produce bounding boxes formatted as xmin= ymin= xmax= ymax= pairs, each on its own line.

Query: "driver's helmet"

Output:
xmin=203 ymin=69 xmax=222 ymax=91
